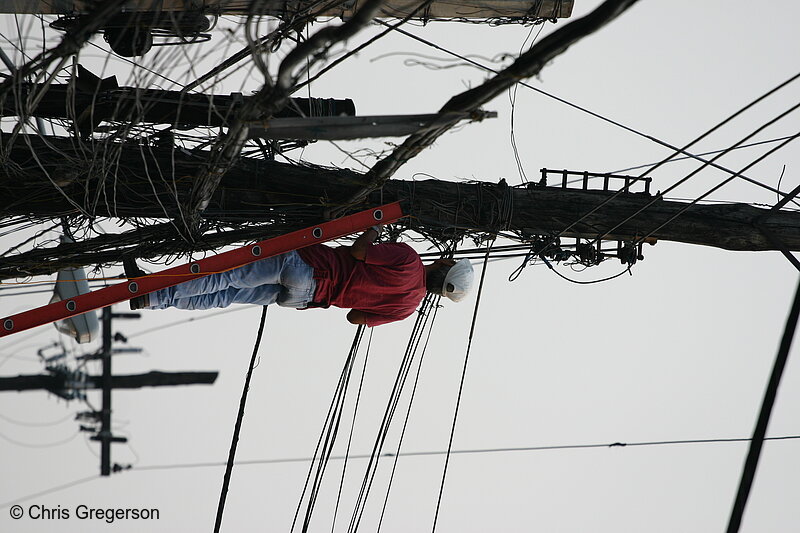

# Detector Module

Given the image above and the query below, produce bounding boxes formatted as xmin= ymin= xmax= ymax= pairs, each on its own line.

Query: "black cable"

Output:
xmin=432 ymin=246 xmax=491 ymax=533
xmin=213 ymin=305 xmax=268 ymax=533
xmin=293 ymin=0 xmax=434 ymax=94
xmin=347 ymin=295 xmax=437 ymax=533
xmin=331 ymin=328 xmax=373 ymax=533
xmin=635 ymin=130 xmax=800 ymax=246
xmin=598 ymin=114 xmax=800 ymax=247
xmin=726 ymin=277 xmax=800 ymax=533
xmin=609 ymin=135 xmax=799 ymax=175
xmin=292 ymin=325 xmax=365 ymax=533
xmin=0 ymin=410 xmax=74 ymax=427
xmin=547 ymin=261 xmax=632 ymax=285
xmin=0 ymin=475 xmax=98 ymax=510
xmin=85 ymin=40 xmax=188 ymax=90
xmin=377 ymin=299 xmax=440 ymax=532
xmin=574 ymin=94 xmax=800 ymax=251
xmin=125 ymin=434 xmax=800 ymax=475
xmin=383 ymin=23 xmax=800 ymax=196
xmin=0 ymin=428 xmax=79 ymax=448
xmin=509 ymin=23 xmax=545 ymax=184
xmin=128 ymin=308 xmax=248 ymax=338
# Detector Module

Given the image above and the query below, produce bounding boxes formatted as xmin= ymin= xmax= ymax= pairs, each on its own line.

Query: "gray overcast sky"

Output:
xmin=2 ymin=1 xmax=800 ymax=531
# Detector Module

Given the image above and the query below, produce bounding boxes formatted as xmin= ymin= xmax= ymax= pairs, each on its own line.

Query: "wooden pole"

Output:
xmin=0 ymin=0 xmax=574 ymax=19
xmin=0 ymin=371 xmax=219 ymax=391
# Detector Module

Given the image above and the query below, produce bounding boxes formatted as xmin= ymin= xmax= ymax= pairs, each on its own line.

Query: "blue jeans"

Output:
xmin=148 ymin=251 xmax=316 ymax=310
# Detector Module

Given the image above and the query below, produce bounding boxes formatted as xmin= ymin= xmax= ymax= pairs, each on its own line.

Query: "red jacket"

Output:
xmin=297 ymin=242 xmax=426 ymax=327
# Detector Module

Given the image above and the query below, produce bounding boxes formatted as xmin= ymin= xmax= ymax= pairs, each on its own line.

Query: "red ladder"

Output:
xmin=1 ymin=202 xmax=403 ymax=338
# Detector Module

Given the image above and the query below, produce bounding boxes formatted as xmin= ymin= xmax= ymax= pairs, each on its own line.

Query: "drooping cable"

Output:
xmin=116 ymin=434 xmax=800 ymax=476
xmin=213 ymin=305 xmax=268 ymax=533
xmin=346 ymin=294 xmax=437 ymax=533
xmin=377 ymin=298 xmax=441 ymax=532
xmin=291 ymin=324 xmax=365 ymax=533
xmin=293 ymin=0 xmax=435 ymax=94
xmin=331 ymin=328 xmax=373 ymax=533
xmin=509 ymin=23 xmax=546 ymax=184
xmin=346 ymin=296 xmax=435 ymax=532
xmin=431 ymin=246 xmax=491 ymax=532
xmin=726 ymin=277 xmax=800 ymax=533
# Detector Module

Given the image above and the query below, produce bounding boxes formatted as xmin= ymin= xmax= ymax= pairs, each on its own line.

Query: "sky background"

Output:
xmin=2 ymin=1 xmax=800 ymax=531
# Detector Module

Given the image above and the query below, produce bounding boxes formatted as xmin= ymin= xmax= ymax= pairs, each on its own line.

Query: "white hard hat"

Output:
xmin=442 ymin=259 xmax=474 ymax=302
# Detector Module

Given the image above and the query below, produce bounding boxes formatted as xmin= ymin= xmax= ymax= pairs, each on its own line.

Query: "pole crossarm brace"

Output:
xmin=338 ymin=0 xmax=641 ymax=213
xmin=245 ymin=111 xmax=495 ymax=140
xmin=0 ymin=371 xmax=219 ymax=392
xmin=0 ymin=202 xmax=403 ymax=338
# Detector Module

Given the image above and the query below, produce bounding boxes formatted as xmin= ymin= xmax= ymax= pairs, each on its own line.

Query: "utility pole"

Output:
xmin=0 ymin=306 xmax=219 ymax=476
xmin=0 ymin=0 xmax=575 ymax=20
xmin=97 ymin=307 xmax=120 ymax=476
xmin=2 ymin=134 xmax=800 ymax=280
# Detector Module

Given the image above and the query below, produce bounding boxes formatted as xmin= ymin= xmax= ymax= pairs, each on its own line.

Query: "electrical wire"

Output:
xmin=507 ymin=70 xmax=800 ymax=271
xmin=0 ymin=428 xmax=79 ymax=448
xmin=595 ymin=112 xmax=800 ymax=247
xmin=726 ymin=278 xmax=800 ymax=533
xmin=127 ymin=307 xmax=249 ymax=338
xmin=291 ymin=324 xmax=366 ymax=533
xmin=382 ymin=21 xmax=800 ymax=199
xmin=0 ymin=475 xmax=98 ymax=510
xmin=293 ymin=0 xmax=435 ymax=94
xmin=509 ymin=22 xmax=545 ymax=184
xmin=346 ymin=294 xmax=438 ymax=533
xmin=101 ymin=434 xmax=800 ymax=474
xmin=0 ymin=410 xmax=74 ymax=427
xmin=632 ymin=131 xmax=800 ymax=246
xmin=608 ymin=135 xmax=800 ymax=175
xmin=331 ymin=327 xmax=373 ymax=533
xmin=213 ymin=305 xmax=268 ymax=533
xmin=377 ymin=298 xmax=440 ymax=533
xmin=432 ymin=246 xmax=491 ymax=533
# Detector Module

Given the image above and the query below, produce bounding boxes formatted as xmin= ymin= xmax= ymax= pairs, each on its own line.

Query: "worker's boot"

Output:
xmin=123 ymin=256 xmax=150 ymax=310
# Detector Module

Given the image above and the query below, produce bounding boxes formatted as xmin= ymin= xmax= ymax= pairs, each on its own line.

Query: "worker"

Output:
xmin=127 ymin=227 xmax=474 ymax=327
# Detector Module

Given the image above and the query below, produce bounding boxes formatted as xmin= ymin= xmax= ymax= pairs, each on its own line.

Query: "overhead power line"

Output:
xmin=0 ymin=428 xmax=79 ymax=448
xmin=383 ymin=21 xmax=800 ymax=200
xmin=726 ymin=278 xmax=800 ymax=533
xmin=609 ymin=135 xmax=799 ymax=175
xmin=4 ymin=434 xmax=800 ymax=511
xmin=122 ymin=434 xmax=800 ymax=474
xmin=0 ymin=411 xmax=74 ymax=427
xmin=213 ymin=306 xmax=268 ymax=533
xmin=0 ymin=475 xmax=98 ymax=510
xmin=128 ymin=308 xmax=249 ymax=338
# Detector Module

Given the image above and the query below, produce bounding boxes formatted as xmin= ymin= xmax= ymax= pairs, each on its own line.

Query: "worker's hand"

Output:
xmin=347 ymin=309 xmax=368 ymax=325
xmin=432 ymin=258 xmax=456 ymax=268
xmin=349 ymin=226 xmax=381 ymax=261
